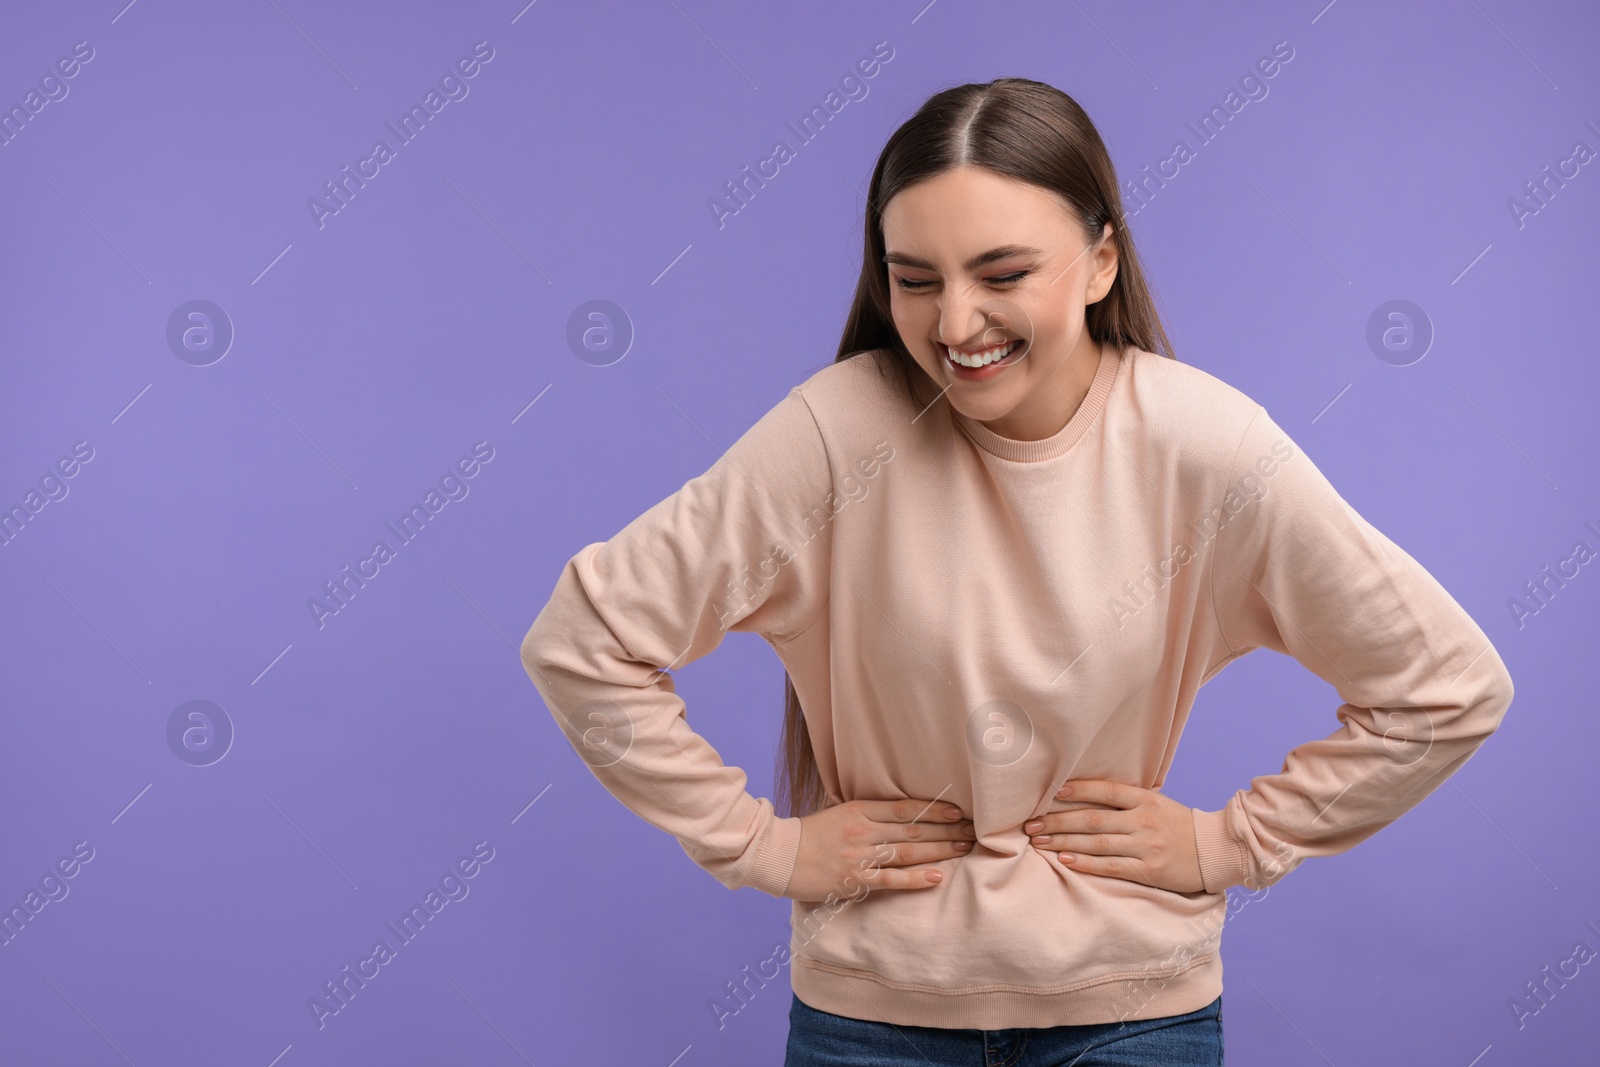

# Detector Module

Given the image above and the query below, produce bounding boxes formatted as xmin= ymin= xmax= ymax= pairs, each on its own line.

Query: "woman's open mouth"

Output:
xmin=943 ymin=338 xmax=1027 ymax=381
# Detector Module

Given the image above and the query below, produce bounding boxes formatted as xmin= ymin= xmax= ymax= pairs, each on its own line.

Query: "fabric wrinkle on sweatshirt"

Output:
xmin=519 ymin=344 xmax=1514 ymax=1030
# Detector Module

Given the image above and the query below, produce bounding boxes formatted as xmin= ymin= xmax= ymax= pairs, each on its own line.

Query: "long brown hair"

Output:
xmin=773 ymin=77 xmax=1178 ymax=820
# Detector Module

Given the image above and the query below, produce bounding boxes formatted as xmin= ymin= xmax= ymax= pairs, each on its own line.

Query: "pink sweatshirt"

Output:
xmin=519 ymin=345 xmax=1514 ymax=1029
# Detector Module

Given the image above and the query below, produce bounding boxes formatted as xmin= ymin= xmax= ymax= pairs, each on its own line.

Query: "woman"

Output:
xmin=520 ymin=78 xmax=1513 ymax=1066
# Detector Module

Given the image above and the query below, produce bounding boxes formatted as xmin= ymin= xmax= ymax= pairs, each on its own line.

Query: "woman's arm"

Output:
xmin=519 ymin=385 xmax=835 ymax=897
xmin=1195 ymin=404 xmax=1515 ymax=894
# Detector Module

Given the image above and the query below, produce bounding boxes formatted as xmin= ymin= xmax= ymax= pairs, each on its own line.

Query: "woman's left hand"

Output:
xmin=1022 ymin=779 xmax=1206 ymax=894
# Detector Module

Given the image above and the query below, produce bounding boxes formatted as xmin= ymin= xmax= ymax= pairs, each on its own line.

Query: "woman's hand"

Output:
xmin=1022 ymin=779 xmax=1205 ymax=894
xmin=786 ymin=798 xmax=977 ymax=903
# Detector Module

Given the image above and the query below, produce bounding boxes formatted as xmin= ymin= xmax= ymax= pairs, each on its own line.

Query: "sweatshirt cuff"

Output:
xmin=1191 ymin=805 xmax=1250 ymax=894
xmin=743 ymin=812 xmax=803 ymax=898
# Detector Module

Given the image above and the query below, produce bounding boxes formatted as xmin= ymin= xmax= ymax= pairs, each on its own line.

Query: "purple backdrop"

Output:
xmin=1 ymin=1 xmax=1595 ymax=1064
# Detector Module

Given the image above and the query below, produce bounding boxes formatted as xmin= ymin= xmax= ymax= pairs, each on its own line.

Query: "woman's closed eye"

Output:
xmin=894 ymin=270 xmax=1031 ymax=292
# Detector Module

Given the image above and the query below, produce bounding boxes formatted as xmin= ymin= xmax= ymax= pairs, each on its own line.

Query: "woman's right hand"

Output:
xmin=784 ymin=798 xmax=977 ymax=903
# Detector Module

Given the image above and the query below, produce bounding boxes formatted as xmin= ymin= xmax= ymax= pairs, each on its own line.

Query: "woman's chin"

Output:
xmin=946 ymin=390 xmax=1026 ymax=423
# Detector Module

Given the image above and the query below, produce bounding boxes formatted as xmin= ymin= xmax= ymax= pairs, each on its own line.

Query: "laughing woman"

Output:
xmin=519 ymin=78 xmax=1513 ymax=1066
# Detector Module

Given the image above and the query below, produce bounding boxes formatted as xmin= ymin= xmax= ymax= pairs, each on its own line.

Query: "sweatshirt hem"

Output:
xmin=790 ymin=951 xmax=1222 ymax=1029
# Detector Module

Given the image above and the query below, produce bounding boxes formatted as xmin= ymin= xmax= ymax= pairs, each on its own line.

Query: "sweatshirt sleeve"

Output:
xmin=1191 ymin=404 xmax=1515 ymax=894
xmin=518 ymin=385 xmax=835 ymax=898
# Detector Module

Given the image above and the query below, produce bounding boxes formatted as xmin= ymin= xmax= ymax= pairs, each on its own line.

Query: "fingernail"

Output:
xmin=954 ymin=841 xmax=972 ymax=851
xmin=1024 ymin=820 xmax=1043 ymax=833
xmin=1057 ymin=785 xmax=1073 ymax=798
xmin=944 ymin=806 xmax=962 ymax=819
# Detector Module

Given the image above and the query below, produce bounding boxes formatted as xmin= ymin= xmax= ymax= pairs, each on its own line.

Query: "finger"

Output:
xmin=858 ymin=857 xmax=948 ymax=889
xmin=867 ymin=797 xmax=965 ymax=826
xmin=1033 ymin=830 xmax=1137 ymax=858
xmin=873 ymin=839 xmax=975 ymax=867
xmin=1045 ymin=834 xmax=1160 ymax=886
xmin=1049 ymin=850 xmax=1151 ymax=884
xmin=1058 ymin=779 xmax=1138 ymax=809
xmin=1025 ymin=808 xmax=1134 ymax=837
xmin=914 ymin=819 xmax=977 ymax=842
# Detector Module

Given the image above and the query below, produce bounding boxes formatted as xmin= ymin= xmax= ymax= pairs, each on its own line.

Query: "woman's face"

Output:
xmin=881 ymin=165 xmax=1119 ymax=441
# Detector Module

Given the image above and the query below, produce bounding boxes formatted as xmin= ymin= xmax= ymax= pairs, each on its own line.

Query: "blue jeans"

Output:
xmin=784 ymin=992 xmax=1222 ymax=1067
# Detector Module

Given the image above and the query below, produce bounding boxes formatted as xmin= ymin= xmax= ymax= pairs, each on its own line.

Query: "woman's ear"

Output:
xmin=1087 ymin=224 xmax=1119 ymax=304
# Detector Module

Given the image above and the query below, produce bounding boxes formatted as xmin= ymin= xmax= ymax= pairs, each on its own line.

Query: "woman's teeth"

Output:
xmin=945 ymin=340 xmax=1019 ymax=368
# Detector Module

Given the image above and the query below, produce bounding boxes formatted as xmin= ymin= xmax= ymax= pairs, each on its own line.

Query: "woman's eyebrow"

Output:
xmin=883 ymin=244 xmax=1045 ymax=272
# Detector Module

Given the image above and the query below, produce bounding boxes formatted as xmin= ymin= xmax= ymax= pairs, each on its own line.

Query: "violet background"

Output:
xmin=1 ymin=1 xmax=1595 ymax=1064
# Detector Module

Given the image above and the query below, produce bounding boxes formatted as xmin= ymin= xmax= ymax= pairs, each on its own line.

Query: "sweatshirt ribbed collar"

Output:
xmin=951 ymin=344 xmax=1122 ymax=463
